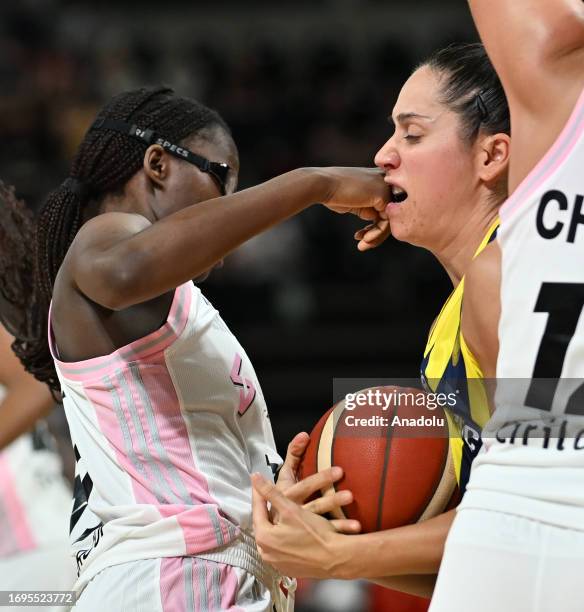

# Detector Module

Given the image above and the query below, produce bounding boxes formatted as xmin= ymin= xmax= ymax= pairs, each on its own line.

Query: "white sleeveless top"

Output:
xmin=0 ymin=387 xmax=72 ymax=557
xmin=50 ymin=282 xmax=282 ymax=591
xmin=461 ymin=88 xmax=584 ymax=529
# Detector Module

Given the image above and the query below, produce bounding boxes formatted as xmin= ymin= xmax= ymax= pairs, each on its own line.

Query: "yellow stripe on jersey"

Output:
xmin=421 ymin=218 xmax=499 ymax=489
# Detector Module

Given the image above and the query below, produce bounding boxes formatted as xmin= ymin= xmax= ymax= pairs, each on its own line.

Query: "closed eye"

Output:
xmin=404 ymin=135 xmax=421 ymax=142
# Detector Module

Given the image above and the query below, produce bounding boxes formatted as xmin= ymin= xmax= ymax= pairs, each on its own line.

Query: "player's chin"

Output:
xmin=386 ymin=219 xmax=411 ymax=244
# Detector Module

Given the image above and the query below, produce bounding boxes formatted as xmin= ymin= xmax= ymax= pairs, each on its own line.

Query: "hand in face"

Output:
xmin=353 ymin=218 xmax=392 ymax=251
xmin=319 ymin=167 xmax=390 ymax=218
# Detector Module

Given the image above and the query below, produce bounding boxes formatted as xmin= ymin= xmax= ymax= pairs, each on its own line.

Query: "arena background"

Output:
xmin=2 ymin=2 xmax=477 ymax=609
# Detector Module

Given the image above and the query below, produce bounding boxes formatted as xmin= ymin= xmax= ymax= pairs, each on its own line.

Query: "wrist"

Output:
xmin=294 ymin=167 xmax=334 ymax=206
xmin=327 ymin=532 xmax=359 ymax=580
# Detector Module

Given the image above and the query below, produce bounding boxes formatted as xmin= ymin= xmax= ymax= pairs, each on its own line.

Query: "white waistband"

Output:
xmin=195 ymin=530 xmax=296 ymax=612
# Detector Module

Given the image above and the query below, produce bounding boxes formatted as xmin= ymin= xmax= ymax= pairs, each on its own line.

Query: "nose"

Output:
xmin=374 ymin=137 xmax=400 ymax=171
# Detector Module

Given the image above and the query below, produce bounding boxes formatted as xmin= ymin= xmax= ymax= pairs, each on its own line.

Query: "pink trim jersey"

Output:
xmin=462 ymin=88 xmax=584 ymax=528
xmin=49 ymin=282 xmax=282 ymax=592
xmin=0 ymin=421 xmax=71 ymax=558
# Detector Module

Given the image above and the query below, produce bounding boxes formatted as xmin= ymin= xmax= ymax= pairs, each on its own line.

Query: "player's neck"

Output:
xmin=434 ymin=206 xmax=499 ymax=288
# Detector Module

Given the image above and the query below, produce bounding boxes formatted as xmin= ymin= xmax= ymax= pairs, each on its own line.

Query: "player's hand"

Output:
xmin=275 ymin=432 xmax=310 ymax=494
xmin=275 ymin=432 xmax=354 ymax=520
xmin=252 ymin=472 xmax=361 ymax=579
xmin=319 ymin=167 xmax=389 ymax=217
xmin=354 ymin=218 xmax=392 ymax=251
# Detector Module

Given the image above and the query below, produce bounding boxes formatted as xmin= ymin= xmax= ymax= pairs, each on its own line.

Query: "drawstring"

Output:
xmin=273 ymin=576 xmax=297 ymax=612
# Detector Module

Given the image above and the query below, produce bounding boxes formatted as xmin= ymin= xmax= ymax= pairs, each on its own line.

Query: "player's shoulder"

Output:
xmin=62 ymin=212 xmax=152 ymax=285
xmin=464 ymin=240 xmax=501 ymax=327
xmin=73 ymin=212 xmax=152 ymax=250
xmin=462 ymin=241 xmax=501 ymax=378
xmin=466 ymin=241 xmax=501 ymax=292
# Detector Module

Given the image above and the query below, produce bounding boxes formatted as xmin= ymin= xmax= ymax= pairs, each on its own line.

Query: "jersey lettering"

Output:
xmin=536 ymin=189 xmax=584 ymax=243
xmin=462 ymin=423 xmax=481 ymax=452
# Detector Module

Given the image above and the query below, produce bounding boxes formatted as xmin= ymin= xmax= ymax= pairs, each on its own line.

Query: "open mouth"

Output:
xmin=391 ymin=186 xmax=408 ymax=204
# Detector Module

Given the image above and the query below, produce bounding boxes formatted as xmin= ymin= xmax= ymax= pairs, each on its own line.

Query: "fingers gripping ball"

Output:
xmin=299 ymin=386 xmax=459 ymax=533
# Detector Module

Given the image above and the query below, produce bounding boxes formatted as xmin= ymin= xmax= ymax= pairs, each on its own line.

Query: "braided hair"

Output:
xmin=0 ymin=86 xmax=230 ymax=392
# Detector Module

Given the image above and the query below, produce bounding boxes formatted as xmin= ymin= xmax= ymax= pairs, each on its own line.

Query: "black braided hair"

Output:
xmin=0 ymin=86 xmax=230 ymax=392
xmin=0 ymin=183 xmax=35 ymax=341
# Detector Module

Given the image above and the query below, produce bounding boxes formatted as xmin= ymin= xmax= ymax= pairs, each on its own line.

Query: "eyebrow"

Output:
xmin=388 ymin=112 xmax=433 ymax=126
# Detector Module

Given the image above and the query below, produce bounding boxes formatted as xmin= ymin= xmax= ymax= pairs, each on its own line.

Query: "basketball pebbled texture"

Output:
xmin=299 ymin=386 xmax=458 ymax=533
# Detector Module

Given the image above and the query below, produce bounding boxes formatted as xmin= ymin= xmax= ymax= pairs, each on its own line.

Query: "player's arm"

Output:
xmin=468 ymin=0 xmax=584 ymax=111
xmin=0 ymin=325 xmax=54 ymax=449
xmin=330 ymin=508 xmax=453 ymax=581
xmin=369 ymin=575 xmax=437 ymax=599
xmin=68 ymin=168 xmax=387 ymax=310
xmin=461 ymin=241 xmax=501 ymax=380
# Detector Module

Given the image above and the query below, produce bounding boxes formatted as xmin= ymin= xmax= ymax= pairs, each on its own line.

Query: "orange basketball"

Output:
xmin=299 ymin=386 xmax=458 ymax=533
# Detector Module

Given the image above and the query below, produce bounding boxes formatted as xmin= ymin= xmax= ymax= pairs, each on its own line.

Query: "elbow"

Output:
xmin=541 ymin=5 xmax=584 ymax=61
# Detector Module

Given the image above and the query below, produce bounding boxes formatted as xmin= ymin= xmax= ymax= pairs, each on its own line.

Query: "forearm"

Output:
xmin=91 ymin=168 xmax=326 ymax=308
xmin=332 ymin=509 xmax=455 ymax=580
xmin=469 ymin=1 xmax=584 ymax=100
xmin=370 ymin=574 xmax=436 ymax=599
xmin=0 ymin=384 xmax=54 ymax=449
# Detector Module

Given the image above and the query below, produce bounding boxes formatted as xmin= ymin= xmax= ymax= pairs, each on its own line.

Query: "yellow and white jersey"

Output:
xmin=463 ymin=88 xmax=584 ymax=529
xmin=421 ymin=220 xmax=498 ymax=492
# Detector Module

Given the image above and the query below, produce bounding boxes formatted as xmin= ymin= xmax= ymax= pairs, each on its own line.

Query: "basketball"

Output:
xmin=299 ymin=386 xmax=459 ymax=533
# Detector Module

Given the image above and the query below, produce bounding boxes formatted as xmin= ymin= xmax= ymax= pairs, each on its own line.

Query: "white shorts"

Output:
xmin=430 ymin=508 xmax=584 ymax=612
xmin=0 ymin=544 xmax=76 ymax=612
xmin=75 ymin=557 xmax=273 ymax=612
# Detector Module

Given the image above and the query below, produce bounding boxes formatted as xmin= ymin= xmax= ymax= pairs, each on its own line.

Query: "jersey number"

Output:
xmin=525 ymin=282 xmax=584 ymax=414
xmin=230 ymin=353 xmax=256 ymax=415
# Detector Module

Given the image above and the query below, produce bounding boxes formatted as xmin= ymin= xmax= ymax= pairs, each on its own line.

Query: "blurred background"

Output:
xmin=1 ymin=1 xmax=478 ymax=609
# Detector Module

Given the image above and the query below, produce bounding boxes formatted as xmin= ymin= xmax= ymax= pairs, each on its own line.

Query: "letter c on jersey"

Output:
xmin=536 ymin=190 xmax=567 ymax=239
xmin=537 ymin=190 xmax=584 ymax=243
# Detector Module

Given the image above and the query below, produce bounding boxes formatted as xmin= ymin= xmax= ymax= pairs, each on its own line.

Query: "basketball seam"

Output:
xmin=330 ymin=404 xmax=347 ymax=520
xmin=375 ymin=402 xmax=397 ymax=532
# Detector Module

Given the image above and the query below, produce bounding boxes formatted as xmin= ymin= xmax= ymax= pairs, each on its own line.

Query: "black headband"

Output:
xmin=89 ymin=117 xmax=230 ymax=195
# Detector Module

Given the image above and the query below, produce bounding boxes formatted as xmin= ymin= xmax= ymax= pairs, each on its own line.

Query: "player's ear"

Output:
xmin=143 ymin=144 xmax=169 ymax=189
xmin=476 ymin=132 xmax=510 ymax=185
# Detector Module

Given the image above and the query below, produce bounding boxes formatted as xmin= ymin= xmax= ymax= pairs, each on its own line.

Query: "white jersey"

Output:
xmin=49 ymin=281 xmax=282 ymax=594
xmin=0 ymin=386 xmax=71 ymax=558
xmin=461 ymin=88 xmax=584 ymax=528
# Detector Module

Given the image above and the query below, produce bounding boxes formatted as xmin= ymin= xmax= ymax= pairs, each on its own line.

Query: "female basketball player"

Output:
xmin=428 ymin=2 xmax=584 ymax=611
xmin=0 ymin=87 xmax=386 ymax=611
xmin=252 ymin=42 xmax=510 ymax=596
xmin=0 ymin=321 xmax=76 ymax=607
